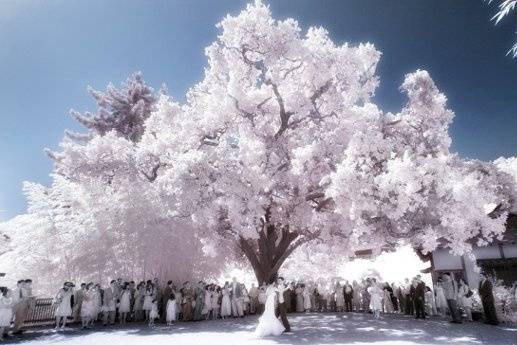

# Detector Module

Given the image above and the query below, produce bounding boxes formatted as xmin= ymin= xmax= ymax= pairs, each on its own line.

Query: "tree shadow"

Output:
xmin=3 ymin=312 xmax=516 ymax=345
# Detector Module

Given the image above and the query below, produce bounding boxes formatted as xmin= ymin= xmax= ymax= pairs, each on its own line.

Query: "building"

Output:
xmin=422 ymin=213 xmax=517 ymax=288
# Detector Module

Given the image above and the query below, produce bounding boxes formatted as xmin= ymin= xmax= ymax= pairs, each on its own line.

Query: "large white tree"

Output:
xmin=144 ymin=2 xmax=516 ymax=283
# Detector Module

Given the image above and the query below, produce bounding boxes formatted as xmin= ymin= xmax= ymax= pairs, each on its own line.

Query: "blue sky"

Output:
xmin=1 ymin=0 xmax=516 ymax=220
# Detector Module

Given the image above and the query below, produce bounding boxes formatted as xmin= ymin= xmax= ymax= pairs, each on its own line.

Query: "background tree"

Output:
xmin=68 ymin=72 xmax=156 ymax=143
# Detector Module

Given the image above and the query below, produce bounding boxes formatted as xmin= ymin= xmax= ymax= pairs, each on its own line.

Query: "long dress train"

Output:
xmin=254 ymin=285 xmax=285 ymax=337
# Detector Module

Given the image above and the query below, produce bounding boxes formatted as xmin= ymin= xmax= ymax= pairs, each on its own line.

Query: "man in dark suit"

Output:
xmin=276 ymin=277 xmax=291 ymax=332
xmin=343 ymin=281 xmax=354 ymax=312
xmin=479 ymin=273 xmax=499 ymax=325
xmin=411 ymin=275 xmax=426 ymax=319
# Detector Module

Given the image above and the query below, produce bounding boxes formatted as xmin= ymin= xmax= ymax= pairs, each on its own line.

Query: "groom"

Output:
xmin=276 ymin=277 xmax=291 ymax=333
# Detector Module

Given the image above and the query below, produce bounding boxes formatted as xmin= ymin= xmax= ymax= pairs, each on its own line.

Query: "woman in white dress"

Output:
xmin=0 ymin=287 xmax=13 ymax=338
xmin=54 ymin=283 xmax=74 ymax=330
xmin=368 ymin=280 xmax=383 ymax=319
xmin=166 ymin=293 xmax=177 ymax=325
xmin=119 ymin=284 xmax=131 ymax=324
xmin=434 ymin=281 xmax=448 ymax=316
xmin=143 ymin=282 xmax=154 ymax=321
xmin=302 ymin=285 xmax=312 ymax=312
xmin=149 ymin=299 xmax=159 ymax=326
xmin=211 ymin=287 xmax=221 ymax=320
xmin=424 ymin=286 xmax=437 ymax=316
xmin=254 ymin=284 xmax=285 ymax=337
xmin=220 ymin=283 xmax=232 ymax=319
xmin=202 ymin=285 xmax=212 ymax=320
xmin=80 ymin=283 xmax=95 ymax=329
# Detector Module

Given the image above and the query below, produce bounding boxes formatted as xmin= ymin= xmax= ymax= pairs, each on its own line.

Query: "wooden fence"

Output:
xmin=24 ymin=298 xmax=58 ymax=327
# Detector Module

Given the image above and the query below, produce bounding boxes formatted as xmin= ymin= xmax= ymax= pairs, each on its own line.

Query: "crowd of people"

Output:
xmin=0 ymin=272 xmax=512 ymax=339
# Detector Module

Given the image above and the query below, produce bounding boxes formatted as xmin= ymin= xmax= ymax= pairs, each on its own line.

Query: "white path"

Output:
xmin=4 ymin=313 xmax=517 ymax=345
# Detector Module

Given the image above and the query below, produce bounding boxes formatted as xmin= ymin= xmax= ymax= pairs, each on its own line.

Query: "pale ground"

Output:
xmin=4 ymin=313 xmax=516 ymax=345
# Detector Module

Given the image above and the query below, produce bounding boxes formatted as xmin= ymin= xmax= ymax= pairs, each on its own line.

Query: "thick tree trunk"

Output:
xmin=238 ymin=215 xmax=301 ymax=284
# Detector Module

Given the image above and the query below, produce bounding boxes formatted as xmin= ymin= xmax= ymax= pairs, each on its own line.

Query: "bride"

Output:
xmin=254 ymin=283 xmax=285 ymax=337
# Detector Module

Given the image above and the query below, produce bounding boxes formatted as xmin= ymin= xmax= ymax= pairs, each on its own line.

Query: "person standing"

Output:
xmin=73 ymin=283 xmax=86 ymax=323
xmin=80 ymin=283 xmax=95 ymax=329
xmin=457 ymin=279 xmax=471 ymax=321
xmin=382 ymin=283 xmax=394 ymax=314
xmin=231 ymin=278 xmax=243 ymax=317
xmin=119 ymin=284 xmax=131 ymax=324
xmin=343 ymin=281 xmax=353 ymax=312
xmin=352 ymin=281 xmax=362 ymax=311
xmin=143 ymin=281 xmax=155 ymax=322
xmin=402 ymin=278 xmax=413 ymax=315
xmin=248 ymin=283 xmax=259 ymax=314
xmin=362 ymin=279 xmax=371 ymax=313
xmin=424 ymin=286 xmax=437 ymax=316
xmin=412 ymin=276 xmax=426 ymax=319
xmin=211 ymin=286 xmax=221 ymax=320
xmin=54 ymin=283 xmax=74 ymax=330
xmin=103 ymin=280 xmax=117 ymax=325
xmin=275 ymin=277 xmax=291 ymax=332
xmin=0 ymin=287 xmax=13 ymax=339
xmin=194 ymin=282 xmax=205 ymax=321
xmin=335 ymin=282 xmax=344 ymax=312
xmin=202 ymin=285 xmax=212 ymax=320
xmin=479 ymin=273 xmax=499 ymax=325
xmin=166 ymin=293 xmax=177 ymax=325
xmin=295 ymin=284 xmax=304 ymax=312
xmin=302 ymin=284 xmax=311 ymax=312
xmin=368 ymin=279 xmax=383 ymax=319
xmin=12 ymin=279 xmax=32 ymax=334
xmin=181 ymin=282 xmax=194 ymax=322
xmin=442 ymin=273 xmax=462 ymax=323
xmin=434 ymin=280 xmax=448 ymax=317
xmin=133 ymin=282 xmax=145 ymax=322
xmin=220 ymin=282 xmax=232 ymax=319
xmin=161 ymin=281 xmax=173 ymax=323
xmin=390 ymin=283 xmax=399 ymax=312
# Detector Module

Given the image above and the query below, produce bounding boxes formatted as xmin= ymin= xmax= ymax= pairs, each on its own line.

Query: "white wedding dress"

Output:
xmin=254 ymin=285 xmax=285 ymax=337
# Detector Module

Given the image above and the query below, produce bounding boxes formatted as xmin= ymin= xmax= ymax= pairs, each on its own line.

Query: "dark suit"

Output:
xmin=343 ymin=285 xmax=353 ymax=312
xmin=411 ymin=282 xmax=426 ymax=319
xmin=479 ymin=279 xmax=499 ymax=325
xmin=275 ymin=286 xmax=290 ymax=332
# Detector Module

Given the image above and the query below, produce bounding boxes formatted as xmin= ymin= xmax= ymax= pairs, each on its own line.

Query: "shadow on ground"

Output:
xmin=4 ymin=312 xmax=516 ymax=345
